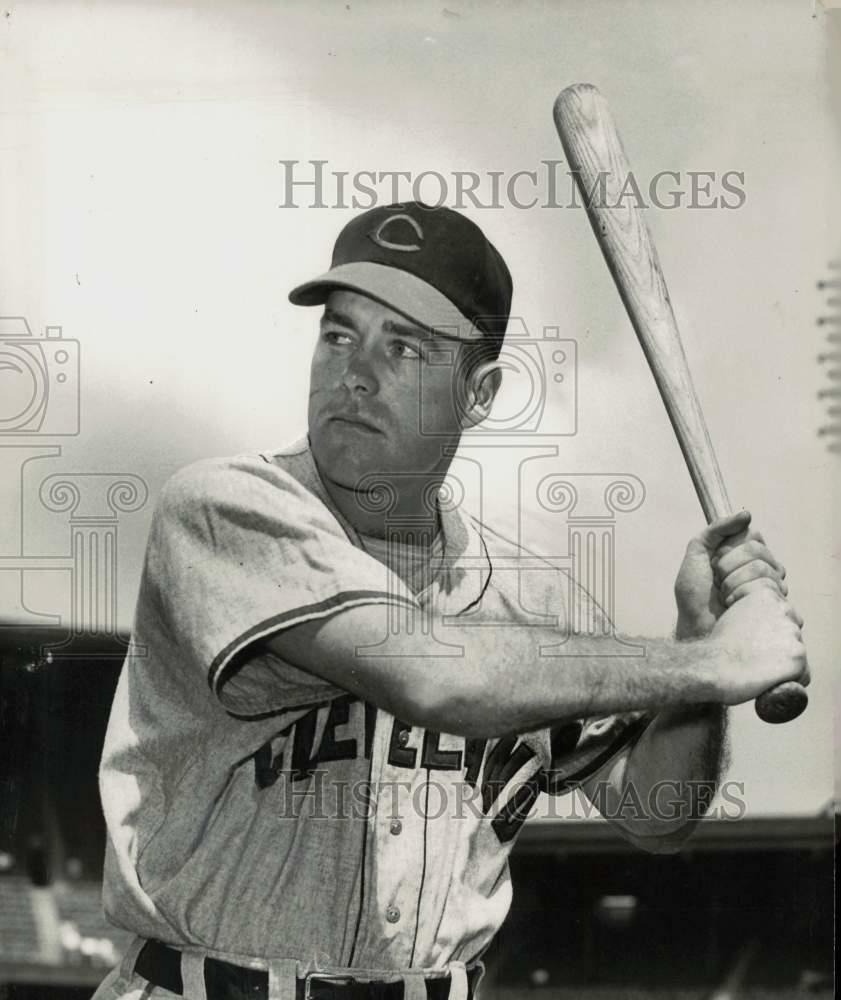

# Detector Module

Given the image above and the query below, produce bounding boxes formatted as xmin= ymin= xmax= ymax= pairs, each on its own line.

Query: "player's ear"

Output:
xmin=460 ymin=359 xmax=502 ymax=429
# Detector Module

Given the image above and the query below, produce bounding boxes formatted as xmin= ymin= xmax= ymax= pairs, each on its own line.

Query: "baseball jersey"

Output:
xmin=98 ymin=436 xmax=650 ymax=973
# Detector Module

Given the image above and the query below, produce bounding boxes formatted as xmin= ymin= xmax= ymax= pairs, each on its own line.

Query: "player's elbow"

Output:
xmin=405 ymin=672 xmax=508 ymax=739
xmin=384 ymin=664 xmax=495 ymax=738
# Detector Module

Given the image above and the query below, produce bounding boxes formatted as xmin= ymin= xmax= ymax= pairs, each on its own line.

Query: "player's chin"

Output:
xmin=312 ymin=431 xmax=395 ymax=488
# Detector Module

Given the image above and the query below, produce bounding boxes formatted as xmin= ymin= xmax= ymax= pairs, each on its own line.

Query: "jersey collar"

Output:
xmin=265 ymin=436 xmax=491 ymax=617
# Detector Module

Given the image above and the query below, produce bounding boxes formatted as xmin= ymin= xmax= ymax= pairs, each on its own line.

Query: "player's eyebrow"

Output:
xmin=321 ymin=308 xmax=433 ymax=342
xmin=321 ymin=308 xmax=358 ymax=330
xmin=381 ymin=317 xmax=433 ymax=341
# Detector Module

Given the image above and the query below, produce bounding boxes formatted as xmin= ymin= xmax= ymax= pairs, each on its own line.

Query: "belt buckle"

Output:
xmin=304 ymin=970 xmax=357 ymax=1000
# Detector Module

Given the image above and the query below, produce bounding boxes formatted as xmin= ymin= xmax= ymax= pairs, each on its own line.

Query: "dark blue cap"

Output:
xmin=289 ymin=202 xmax=513 ymax=344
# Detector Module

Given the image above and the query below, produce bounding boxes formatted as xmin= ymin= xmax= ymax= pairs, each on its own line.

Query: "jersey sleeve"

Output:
xmin=141 ymin=455 xmax=419 ymax=717
xmin=538 ymin=712 xmax=652 ymax=795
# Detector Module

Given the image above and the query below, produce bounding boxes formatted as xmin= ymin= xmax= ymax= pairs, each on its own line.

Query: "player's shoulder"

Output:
xmin=158 ymin=436 xmax=316 ymax=514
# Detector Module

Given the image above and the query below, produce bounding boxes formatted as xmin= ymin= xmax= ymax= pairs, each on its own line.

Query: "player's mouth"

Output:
xmin=328 ymin=414 xmax=383 ymax=435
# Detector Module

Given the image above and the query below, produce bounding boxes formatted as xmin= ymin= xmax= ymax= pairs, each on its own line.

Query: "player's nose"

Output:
xmin=341 ymin=353 xmax=379 ymax=395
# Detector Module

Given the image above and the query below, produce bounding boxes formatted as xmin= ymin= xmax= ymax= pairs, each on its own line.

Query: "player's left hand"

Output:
xmin=674 ymin=511 xmax=789 ymax=639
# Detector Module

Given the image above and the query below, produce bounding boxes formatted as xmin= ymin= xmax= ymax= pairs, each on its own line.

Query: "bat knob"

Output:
xmin=754 ymin=682 xmax=808 ymax=724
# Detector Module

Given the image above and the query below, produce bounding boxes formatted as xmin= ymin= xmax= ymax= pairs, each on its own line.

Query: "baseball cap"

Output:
xmin=288 ymin=202 xmax=513 ymax=346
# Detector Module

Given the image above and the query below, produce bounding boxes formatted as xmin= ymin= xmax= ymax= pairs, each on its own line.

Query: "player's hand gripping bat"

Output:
xmin=553 ymin=83 xmax=807 ymax=724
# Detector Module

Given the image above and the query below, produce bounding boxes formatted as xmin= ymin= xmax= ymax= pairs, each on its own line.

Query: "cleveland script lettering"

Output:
xmin=252 ymin=694 xmax=542 ymax=843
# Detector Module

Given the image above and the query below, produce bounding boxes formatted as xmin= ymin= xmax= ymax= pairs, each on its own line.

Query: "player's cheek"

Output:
xmin=424 ymin=369 xmax=463 ymax=427
xmin=391 ymin=373 xmax=429 ymax=436
xmin=306 ymin=388 xmax=331 ymax=428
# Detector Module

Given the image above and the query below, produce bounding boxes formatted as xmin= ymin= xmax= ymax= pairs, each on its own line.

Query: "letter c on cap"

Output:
xmin=370 ymin=214 xmax=424 ymax=252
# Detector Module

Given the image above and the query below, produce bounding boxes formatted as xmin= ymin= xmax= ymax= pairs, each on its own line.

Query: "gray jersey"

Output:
xmin=98 ymin=437 xmax=649 ymax=971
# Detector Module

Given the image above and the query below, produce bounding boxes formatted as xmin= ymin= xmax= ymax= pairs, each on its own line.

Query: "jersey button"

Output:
xmin=397 ymin=729 xmax=411 ymax=747
xmin=389 ymin=819 xmax=402 ymax=836
xmin=386 ymin=906 xmax=401 ymax=923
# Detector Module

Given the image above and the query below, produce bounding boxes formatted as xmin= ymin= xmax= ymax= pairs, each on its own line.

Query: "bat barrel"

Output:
xmin=553 ymin=84 xmax=807 ymax=725
xmin=553 ymin=84 xmax=731 ymax=522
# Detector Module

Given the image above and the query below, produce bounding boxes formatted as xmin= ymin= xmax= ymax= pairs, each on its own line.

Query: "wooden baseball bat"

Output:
xmin=553 ymin=83 xmax=807 ymax=724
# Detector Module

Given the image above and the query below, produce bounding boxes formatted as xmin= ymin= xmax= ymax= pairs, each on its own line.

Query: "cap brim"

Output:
xmin=288 ymin=261 xmax=482 ymax=341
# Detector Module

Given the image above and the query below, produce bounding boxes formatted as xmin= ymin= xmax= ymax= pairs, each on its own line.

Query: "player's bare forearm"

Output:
xmin=582 ymin=702 xmax=727 ymax=854
xmin=420 ymin=629 xmax=724 ymax=737
xmin=264 ymin=587 xmax=805 ymax=739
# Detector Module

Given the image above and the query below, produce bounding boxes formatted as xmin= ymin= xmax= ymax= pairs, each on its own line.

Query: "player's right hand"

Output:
xmin=709 ymin=582 xmax=809 ymax=705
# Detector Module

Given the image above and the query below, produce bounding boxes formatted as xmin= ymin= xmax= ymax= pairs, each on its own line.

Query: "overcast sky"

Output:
xmin=0 ymin=0 xmax=838 ymax=816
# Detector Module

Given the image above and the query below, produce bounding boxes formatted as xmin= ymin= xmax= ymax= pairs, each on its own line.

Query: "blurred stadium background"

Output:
xmin=0 ymin=626 xmax=835 ymax=1000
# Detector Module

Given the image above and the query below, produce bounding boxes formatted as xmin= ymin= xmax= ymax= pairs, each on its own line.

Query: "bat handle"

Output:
xmin=754 ymin=683 xmax=808 ymax=724
xmin=700 ymin=493 xmax=808 ymax=725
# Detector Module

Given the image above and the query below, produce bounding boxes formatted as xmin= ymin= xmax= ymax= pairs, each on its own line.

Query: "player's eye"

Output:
xmin=389 ymin=339 xmax=423 ymax=361
xmin=321 ymin=328 xmax=354 ymax=346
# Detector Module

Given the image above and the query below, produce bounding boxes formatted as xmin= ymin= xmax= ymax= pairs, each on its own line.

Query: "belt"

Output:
xmin=134 ymin=939 xmax=480 ymax=1000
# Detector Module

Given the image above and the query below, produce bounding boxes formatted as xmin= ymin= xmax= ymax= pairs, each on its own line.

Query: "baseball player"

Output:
xmin=92 ymin=203 xmax=807 ymax=1000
